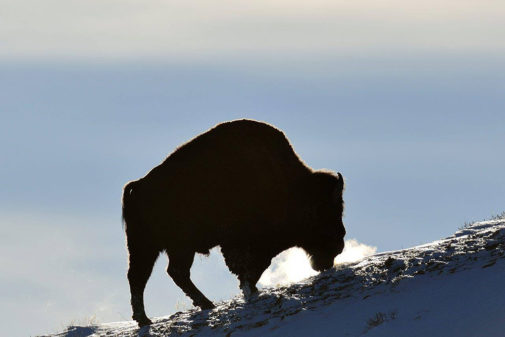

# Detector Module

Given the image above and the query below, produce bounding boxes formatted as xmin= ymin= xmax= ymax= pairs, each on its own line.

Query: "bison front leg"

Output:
xmin=221 ymin=244 xmax=270 ymax=300
xmin=239 ymin=267 xmax=265 ymax=299
xmin=167 ymin=252 xmax=215 ymax=310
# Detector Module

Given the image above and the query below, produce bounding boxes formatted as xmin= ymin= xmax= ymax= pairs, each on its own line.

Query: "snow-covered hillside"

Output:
xmin=44 ymin=219 xmax=505 ymax=337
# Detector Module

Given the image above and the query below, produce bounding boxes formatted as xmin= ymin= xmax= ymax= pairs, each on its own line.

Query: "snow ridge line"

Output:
xmin=46 ymin=220 xmax=505 ymax=337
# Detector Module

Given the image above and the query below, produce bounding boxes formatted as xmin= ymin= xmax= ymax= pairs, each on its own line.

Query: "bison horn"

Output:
xmin=333 ymin=172 xmax=344 ymax=201
xmin=337 ymin=172 xmax=344 ymax=190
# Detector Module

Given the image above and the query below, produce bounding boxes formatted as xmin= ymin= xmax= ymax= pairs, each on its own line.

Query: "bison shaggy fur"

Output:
xmin=122 ymin=119 xmax=346 ymax=326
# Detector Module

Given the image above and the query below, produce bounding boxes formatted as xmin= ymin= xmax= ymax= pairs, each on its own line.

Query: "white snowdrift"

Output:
xmin=43 ymin=219 xmax=505 ymax=337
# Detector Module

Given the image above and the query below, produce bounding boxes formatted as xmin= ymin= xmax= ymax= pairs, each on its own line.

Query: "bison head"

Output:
xmin=301 ymin=171 xmax=345 ymax=272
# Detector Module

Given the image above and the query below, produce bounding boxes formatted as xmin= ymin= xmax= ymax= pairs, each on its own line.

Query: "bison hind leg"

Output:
xmin=167 ymin=251 xmax=215 ymax=310
xmin=127 ymin=245 xmax=159 ymax=326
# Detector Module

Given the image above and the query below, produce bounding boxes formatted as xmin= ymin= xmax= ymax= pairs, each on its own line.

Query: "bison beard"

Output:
xmin=122 ymin=119 xmax=346 ymax=326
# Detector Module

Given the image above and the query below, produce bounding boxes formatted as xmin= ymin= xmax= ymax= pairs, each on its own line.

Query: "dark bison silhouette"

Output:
xmin=122 ymin=119 xmax=346 ymax=326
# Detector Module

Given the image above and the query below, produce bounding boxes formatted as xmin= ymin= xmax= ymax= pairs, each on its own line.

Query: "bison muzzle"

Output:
xmin=122 ymin=119 xmax=345 ymax=326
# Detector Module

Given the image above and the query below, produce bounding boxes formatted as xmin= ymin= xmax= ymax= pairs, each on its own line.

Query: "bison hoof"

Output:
xmin=198 ymin=300 xmax=215 ymax=310
xmin=241 ymin=281 xmax=258 ymax=300
xmin=134 ymin=315 xmax=152 ymax=327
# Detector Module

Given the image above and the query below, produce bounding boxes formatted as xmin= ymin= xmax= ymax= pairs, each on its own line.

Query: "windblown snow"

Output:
xmin=43 ymin=219 xmax=505 ymax=337
xmin=259 ymin=240 xmax=377 ymax=287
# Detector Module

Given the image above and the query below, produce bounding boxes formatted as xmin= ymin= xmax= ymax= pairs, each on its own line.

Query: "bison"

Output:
xmin=122 ymin=119 xmax=345 ymax=326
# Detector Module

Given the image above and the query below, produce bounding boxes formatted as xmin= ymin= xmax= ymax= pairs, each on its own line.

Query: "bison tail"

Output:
xmin=122 ymin=180 xmax=139 ymax=230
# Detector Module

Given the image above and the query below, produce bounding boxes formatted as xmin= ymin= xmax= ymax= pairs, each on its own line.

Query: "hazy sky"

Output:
xmin=1 ymin=1 xmax=504 ymax=337
xmin=2 ymin=0 xmax=505 ymax=62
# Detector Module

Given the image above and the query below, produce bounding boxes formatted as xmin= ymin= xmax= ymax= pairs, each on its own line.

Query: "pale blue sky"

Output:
xmin=1 ymin=1 xmax=504 ymax=336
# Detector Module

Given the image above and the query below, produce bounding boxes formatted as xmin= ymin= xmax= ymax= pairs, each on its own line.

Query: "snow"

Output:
xmin=41 ymin=219 xmax=505 ymax=337
xmin=258 ymin=239 xmax=377 ymax=287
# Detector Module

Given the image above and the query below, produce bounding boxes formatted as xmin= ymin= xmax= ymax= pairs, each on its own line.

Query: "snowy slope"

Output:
xmin=44 ymin=219 xmax=505 ymax=337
